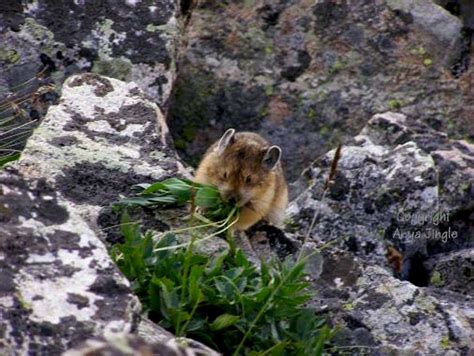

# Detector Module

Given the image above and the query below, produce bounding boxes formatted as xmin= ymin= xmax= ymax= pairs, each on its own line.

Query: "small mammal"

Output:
xmin=194 ymin=129 xmax=288 ymax=231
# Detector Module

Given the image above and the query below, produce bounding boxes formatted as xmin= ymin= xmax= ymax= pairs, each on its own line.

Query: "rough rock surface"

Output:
xmin=64 ymin=333 xmax=220 ymax=356
xmin=0 ymin=73 xmax=184 ymax=354
xmin=0 ymin=0 xmax=182 ymax=118
xmin=168 ymin=0 xmax=473 ymax=180
xmin=287 ymin=112 xmax=474 ymax=354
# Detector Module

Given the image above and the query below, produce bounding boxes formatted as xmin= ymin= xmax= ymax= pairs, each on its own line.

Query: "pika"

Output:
xmin=194 ymin=128 xmax=288 ymax=231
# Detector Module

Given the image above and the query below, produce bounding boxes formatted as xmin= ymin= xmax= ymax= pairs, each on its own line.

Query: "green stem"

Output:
xmin=175 ymin=209 xmax=198 ymax=337
xmin=179 ymin=293 xmax=201 ymax=337
xmin=152 ymin=214 xmax=239 ymax=253
xmin=232 ymin=256 xmax=310 ymax=356
xmin=226 ymin=224 xmax=237 ymax=256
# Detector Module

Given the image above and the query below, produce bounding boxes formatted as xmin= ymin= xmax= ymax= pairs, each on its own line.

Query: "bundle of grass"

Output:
xmin=118 ymin=178 xmax=240 ymax=250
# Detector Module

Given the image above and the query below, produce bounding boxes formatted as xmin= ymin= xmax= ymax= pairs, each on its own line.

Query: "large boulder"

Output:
xmin=0 ymin=73 xmax=185 ymax=354
xmin=287 ymin=112 xmax=474 ymax=354
xmin=0 ymin=0 xmax=183 ymax=145
xmin=168 ymin=0 xmax=472 ymax=181
xmin=0 ymin=0 xmax=184 ymax=169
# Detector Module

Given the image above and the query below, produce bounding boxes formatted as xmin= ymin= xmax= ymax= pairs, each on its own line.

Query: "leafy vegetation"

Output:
xmin=111 ymin=218 xmax=334 ymax=355
xmin=112 ymin=177 xmax=335 ymax=354
xmin=120 ymin=177 xmax=238 ymax=223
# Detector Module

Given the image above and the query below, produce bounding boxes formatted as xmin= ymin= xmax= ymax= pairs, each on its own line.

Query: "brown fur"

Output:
xmin=194 ymin=131 xmax=288 ymax=231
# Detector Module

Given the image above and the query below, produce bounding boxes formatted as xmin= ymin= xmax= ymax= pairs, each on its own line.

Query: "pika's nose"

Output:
xmin=228 ymin=196 xmax=237 ymax=205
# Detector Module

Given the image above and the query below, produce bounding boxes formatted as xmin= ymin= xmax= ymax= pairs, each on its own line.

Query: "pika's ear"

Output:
xmin=216 ymin=128 xmax=235 ymax=153
xmin=262 ymin=145 xmax=281 ymax=170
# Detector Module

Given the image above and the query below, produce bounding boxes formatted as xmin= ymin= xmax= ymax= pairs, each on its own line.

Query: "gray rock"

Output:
xmin=137 ymin=318 xmax=221 ymax=356
xmin=286 ymin=111 xmax=474 ymax=354
xmin=0 ymin=1 xmax=182 ymax=106
xmin=352 ymin=265 xmax=474 ymax=354
xmin=289 ymin=112 xmax=473 ymax=279
xmin=426 ymin=249 xmax=474 ymax=294
xmin=168 ymin=0 xmax=472 ymax=181
xmin=0 ymin=73 xmax=185 ymax=354
xmin=0 ymin=0 xmax=183 ymax=163
xmin=64 ymin=334 xmax=221 ymax=356
xmin=386 ymin=0 xmax=463 ymax=64
xmin=434 ymin=0 xmax=474 ymax=29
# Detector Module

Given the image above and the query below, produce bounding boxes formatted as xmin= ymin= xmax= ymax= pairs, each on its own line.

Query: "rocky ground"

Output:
xmin=0 ymin=0 xmax=473 ymax=355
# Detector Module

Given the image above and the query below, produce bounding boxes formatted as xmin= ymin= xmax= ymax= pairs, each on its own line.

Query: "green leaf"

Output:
xmin=185 ymin=317 xmax=206 ymax=332
xmin=260 ymin=340 xmax=287 ymax=355
xmin=211 ymin=314 xmax=240 ymax=331
xmin=161 ymin=178 xmax=192 ymax=202
xmin=215 ymin=278 xmax=231 ymax=299
xmin=312 ymin=325 xmax=332 ymax=356
xmin=141 ymin=181 xmax=166 ymax=194
xmin=225 ymin=267 xmax=244 ymax=280
xmin=120 ymin=212 xmax=140 ymax=244
xmin=148 ymin=195 xmax=178 ymax=204
xmin=195 ymin=186 xmax=221 ymax=208
xmin=0 ymin=153 xmax=20 ymax=167
xmin=234 ymin=249 xmax=251 ymax=268
xmin=117 ymin=196 xmax=158 ymax=206
xmin=260 ymin=258 xmax=270 ymax=284
xmin=284 ymin=258 xmax=307 ymax=284
xmin=188 ymin=266 xmax=204 ymax=305
xmin=206 ymin=251 xmax=228 ymax=277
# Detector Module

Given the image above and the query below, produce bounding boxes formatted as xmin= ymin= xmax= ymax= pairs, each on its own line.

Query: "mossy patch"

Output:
xmin=430 ymin=270 xmax=444 ymax=287
xmin=307 ymin=108 xmax=317 ymax=123
xmin=440 ymin=336 xmax=450 ymax=350
xmin=91 ymin=58 xmax=132 ymax=81
xmin=388 ymin=99 xmax=402 ymax=110
xmin=0 ymin=49 xmax=20 ymax=64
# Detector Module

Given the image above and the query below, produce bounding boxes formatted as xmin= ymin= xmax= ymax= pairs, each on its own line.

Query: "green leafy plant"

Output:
xmin=113 ymin=177 xmax=335 ymax=353
xmin=117 ymin=177 xmax=240 ymax=252
xmin=111 ymin=219 xmax=335 ymax=355
xmin=119 ymin=177 xmax=238 ymax=223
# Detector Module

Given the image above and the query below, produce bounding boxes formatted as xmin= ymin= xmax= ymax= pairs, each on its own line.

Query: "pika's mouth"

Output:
xmin=241 ymin=200 xmax=253 ymax=209
xmin=231 ymin=198 xmax=250 ymax=208
xmin=220 ymin=192 xmax=250 ymax=208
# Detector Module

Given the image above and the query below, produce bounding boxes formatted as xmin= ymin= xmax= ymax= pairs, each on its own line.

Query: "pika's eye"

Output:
xmin=245 ymin=175 xmax=252 ymax=184
xmin=222 ymin=172 xmax=228 ymax=179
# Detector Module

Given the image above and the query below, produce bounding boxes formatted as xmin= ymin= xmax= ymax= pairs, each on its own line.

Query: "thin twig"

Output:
xmin=298 ymin=145 xmax=343 ymax=261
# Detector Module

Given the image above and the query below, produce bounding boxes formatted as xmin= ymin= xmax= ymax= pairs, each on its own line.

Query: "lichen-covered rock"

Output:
xmin=168 ymin=0 xmax=473 ymax=180
xmin=289 ymin=112 xmax=473 ymax=281
xmin=0 ymin=0 xmax=184 ymax=170
xmin=0 ymin=0 xmax=182 ymax=107
xmin=425 ymin=248 xmax=473 ymax=294
xmin=136 ymin=318 xmax=221 ymax=356
xmin=386 ymin=0 xmax=463 ymax=60
xmin=286 ymin=112 xmax=473 ymax=354
xmin=0 ymin=73 xmax=185 ymax=354
xmin=315 ymin=260 xmax=473 ymax=353
xmin=64 ymin=334 xmax=220 ymax=356
xmin=350 ymin=265 xmax=474 ymax=354
xmin=0 ymin=168 xmax=141 ymax=355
